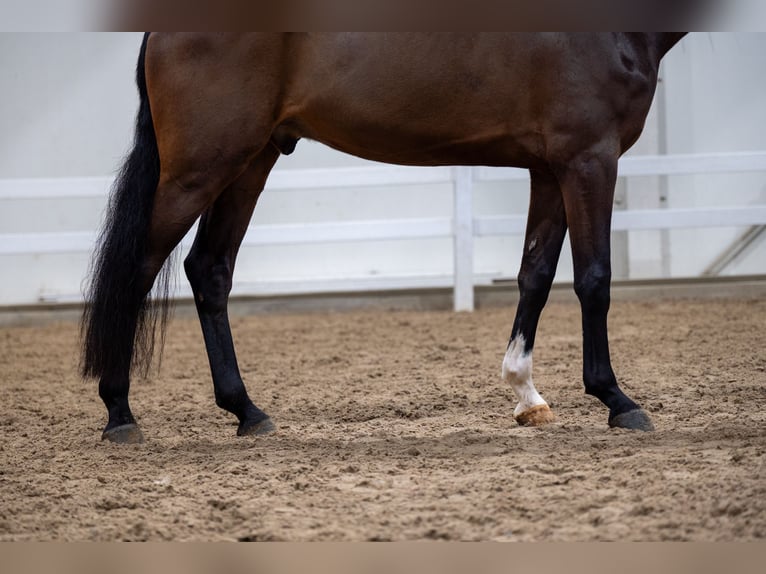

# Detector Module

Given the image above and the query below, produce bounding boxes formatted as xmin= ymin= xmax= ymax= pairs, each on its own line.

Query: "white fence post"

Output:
xmin=453 ymin=166 xmax=474 ymax=312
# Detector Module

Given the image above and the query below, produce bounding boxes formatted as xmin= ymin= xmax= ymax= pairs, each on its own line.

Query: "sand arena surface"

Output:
xmin=0 ymin=298 xmax=764 ymax=541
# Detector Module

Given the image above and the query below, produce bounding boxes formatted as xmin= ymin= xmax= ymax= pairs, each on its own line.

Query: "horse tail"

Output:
xmin=81 ymin=32 xmax=174 ymax=379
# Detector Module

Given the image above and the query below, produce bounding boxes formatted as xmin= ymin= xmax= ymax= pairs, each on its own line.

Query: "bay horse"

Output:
xmin=82 ymin=33 xmax=687 ymax=443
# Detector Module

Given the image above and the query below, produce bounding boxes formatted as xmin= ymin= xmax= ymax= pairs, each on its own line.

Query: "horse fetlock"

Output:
xmin=214 ymin=392 xmax=247 ymax=415
xmin=501 ymin=337 xmax=531 ymax=381
xmin=501 ymin=357 xmax=531 ymax=384
xmin=586 ymin=379 xmax=641 ymax=421
xmin=235 ymin=402 xmax=274 ymax=436
xmin=100 ymin=389 xmax=136 ymax=424
xmin=502 ymin=336 xmax=548 ymax=416
xmin=584 ymin=379 xmax=626 ymax=404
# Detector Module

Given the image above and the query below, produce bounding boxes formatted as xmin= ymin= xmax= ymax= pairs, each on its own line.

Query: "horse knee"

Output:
xmin=518 ymin=265 xmax=555 ymax=308
xmin=574 ymin=264 xmax=611 ymax=311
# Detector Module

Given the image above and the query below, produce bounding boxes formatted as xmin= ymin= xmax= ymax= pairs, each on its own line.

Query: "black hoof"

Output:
xmin=102 ymin=423 xmax=145 ymax=444
xmin=609 ymin=409 xmax=655 ymax=431
xmin=237 ymin=417 xmax=276 ymax=437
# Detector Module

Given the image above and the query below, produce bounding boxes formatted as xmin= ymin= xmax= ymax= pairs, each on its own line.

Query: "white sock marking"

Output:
xmin=501 ymin=335 xmax=548 ymax=417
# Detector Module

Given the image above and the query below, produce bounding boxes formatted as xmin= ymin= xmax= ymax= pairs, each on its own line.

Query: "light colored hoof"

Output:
xmin=514 ymin=404 xmax=555 ymax=427
xmin=102 ymin=423 xmax=144 ymax=444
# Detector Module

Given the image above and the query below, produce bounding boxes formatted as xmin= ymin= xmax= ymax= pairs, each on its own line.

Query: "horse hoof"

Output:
xmin=102 ymin=423 xmax=144 ymax=444
xmin=514 ymin=404 xmax=555 ymax=427
xmin=609 ymin=409 xmax=655 ymax=431
xmin=237 ymin=417 xmax=276 ymax=437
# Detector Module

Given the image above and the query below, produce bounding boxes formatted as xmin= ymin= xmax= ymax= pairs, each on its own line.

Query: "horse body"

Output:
xmin=83 ymin=33 xmax=686 ymax=442
xmin=150 ymin=33 xmax=660 ymax=170
xmin=289 ymin=33 xmax=658 ymax=166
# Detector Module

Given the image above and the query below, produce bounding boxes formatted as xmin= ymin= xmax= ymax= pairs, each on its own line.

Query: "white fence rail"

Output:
xmin=2 ymin=152 xmax=766 ymax=310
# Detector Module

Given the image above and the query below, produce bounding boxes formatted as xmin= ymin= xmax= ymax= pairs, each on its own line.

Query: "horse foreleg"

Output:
xmin=504 ymin=168 xmax=567 ymax=426
xmin=184 ymin=149 xmax=280 ymax=437
xmin=558 ymin=150 xmax=654 ymax=431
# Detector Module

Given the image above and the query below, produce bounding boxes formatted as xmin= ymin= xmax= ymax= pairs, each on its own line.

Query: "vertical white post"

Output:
xmin=657 ymin=62 xmax=672 ymax=278
xmin=453 ymin=166 xmax=474 ymax=312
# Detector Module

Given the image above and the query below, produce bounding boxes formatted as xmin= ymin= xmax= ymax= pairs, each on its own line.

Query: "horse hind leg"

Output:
xmin=504 ymin=168 xmax=567 ymax=427
xmin=183 ymin=148 xmax=280 ymax=437
xmin=97 ymin=158 xmax=255 ymax=444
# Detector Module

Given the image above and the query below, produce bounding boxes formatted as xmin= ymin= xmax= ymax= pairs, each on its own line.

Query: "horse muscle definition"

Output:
xmin=82 ymin=33 xmax=687 ymax=443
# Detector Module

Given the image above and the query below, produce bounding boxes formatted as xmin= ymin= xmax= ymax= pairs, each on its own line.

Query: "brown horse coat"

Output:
xmin=83 ymin=33 xmax=687 ymax=442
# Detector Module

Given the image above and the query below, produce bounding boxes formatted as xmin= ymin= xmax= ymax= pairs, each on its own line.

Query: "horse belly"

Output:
xmin=305 ymin=120 xmax=545 ymax=168
xmin=282 ymin=34 xmax=549 ymax=168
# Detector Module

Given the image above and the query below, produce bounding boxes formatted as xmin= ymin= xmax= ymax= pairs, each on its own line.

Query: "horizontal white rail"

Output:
xmin=473 ymin=216 xmax=528 ymax=237
xmin=267 ymin=165 xmax=454 ymax=190
xmin=0 ymin=218 xmax=456 ymax=256
xmin=229 ymin=272 xmax=502 ymax=297
xmin=0 ymin=231 xmax=95 ymax=255
xmin=5 ymin=206 xmax=766 ymax=256
xmin=240 ymin=218 xmax=453 ymax=246
xmin=0 ymin=165 xmax=453 ymax=200
xmin=0 ymin=176 xmax=111 ymax=200
xmin=616 ymin=151 xmax=766 ymax=177
xmin=612 ymin=206 xmax=766 ymax=230
xmin=475 ymin=206 xmax=766 ymax=236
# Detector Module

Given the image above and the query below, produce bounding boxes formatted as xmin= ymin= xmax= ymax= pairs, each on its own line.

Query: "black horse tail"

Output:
xmin=81 ymin=32 xmax=175 ymax=379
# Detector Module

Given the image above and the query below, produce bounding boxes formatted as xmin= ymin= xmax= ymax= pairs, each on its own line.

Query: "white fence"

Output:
xmin=2 ymin=152 xmax=766 ymax=311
